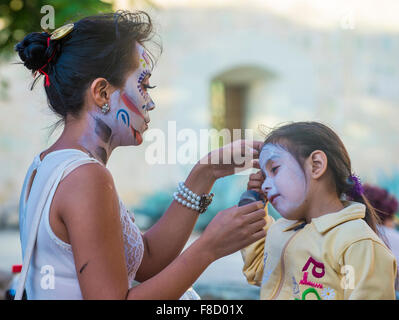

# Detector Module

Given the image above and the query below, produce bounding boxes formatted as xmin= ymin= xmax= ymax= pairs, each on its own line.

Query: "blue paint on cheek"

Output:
xmin=116 ymin=109 xmax=130 ymax=127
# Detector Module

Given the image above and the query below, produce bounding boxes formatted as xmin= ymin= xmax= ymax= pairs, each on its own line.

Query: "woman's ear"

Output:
xmin=307 ymin=150 xmax=328 ymax=179
xmin=89 ymin=78 xmax=115 ymax=110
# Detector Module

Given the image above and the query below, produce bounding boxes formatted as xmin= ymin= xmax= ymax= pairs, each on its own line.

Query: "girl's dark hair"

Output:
xmin=14 ymin=10 xmax=159 ymax=124
xmin=263 ymin=121 xmax=382 ymax=236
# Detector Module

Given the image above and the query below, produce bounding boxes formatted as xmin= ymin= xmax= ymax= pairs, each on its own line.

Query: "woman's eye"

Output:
xmin=142 ymin=83 xmax=156 ymax=90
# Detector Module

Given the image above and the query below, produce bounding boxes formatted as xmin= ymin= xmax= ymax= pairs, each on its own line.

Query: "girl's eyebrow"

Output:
xmin=260 ymin=153 xmax=279 ymax=171
xmin=264 ymin=155 xmax=280 ymax=165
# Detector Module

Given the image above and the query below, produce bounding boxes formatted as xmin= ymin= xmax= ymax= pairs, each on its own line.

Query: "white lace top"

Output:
xmin=19 ymin=149 xmax=144 ymax=299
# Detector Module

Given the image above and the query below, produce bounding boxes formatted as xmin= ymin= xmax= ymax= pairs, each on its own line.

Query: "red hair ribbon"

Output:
xmin=36 ymin=36 xmax=56 ymax=87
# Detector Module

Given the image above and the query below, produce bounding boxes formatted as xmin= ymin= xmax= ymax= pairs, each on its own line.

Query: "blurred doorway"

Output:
xmin=210 ymin=65 xmax=274 ymax=140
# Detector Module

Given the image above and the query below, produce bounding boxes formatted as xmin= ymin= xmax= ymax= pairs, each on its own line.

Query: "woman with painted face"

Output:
xmin=15 ymin=11 xmax=266 ymax=299
xmin=242 ymin=121 xmax=397 ymax=300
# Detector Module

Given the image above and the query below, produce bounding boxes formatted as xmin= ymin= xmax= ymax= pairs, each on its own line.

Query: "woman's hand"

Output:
xmin=199 ymin=201 xmax=267 ymax=261
xmin=200 ymin=139 xmax=264 ymax=180
xmin=247 ymin=170 xmax=266 ymax=200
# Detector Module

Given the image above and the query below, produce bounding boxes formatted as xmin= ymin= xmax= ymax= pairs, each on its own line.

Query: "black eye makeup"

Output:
xmin=143 ymin=84 xmax=157 ymax=90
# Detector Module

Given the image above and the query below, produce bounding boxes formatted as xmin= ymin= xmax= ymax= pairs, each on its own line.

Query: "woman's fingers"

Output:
xmin=247 ymin=181 xmax=262 ymax=190
xmin=247 ymin=170 xmax=264 ymax=191
xmin=252 ymin=159 xmax=260 ymax=169
xmin=247 ymin=180 xmax=260 ymax=188
xmin=237 ymin=201 xmax=264 ymax=215
xmin=245 ymin=140 xmax=264 ymax=153
xmin=240 ymin=140 xmax=263 ymax=159
xmin=241 ymin=229 xmax=267 ymax=249
xmin=247 ymin=184 xmax=263 ymax=196
xmin=243 ymin=208 xmax=266 ymax=224
xmin=248 ymin=218 xmax=267 ymax=233
xmin=249 ymin=171 xmax=263 ymax=181
xmin=245 ymin=229 xmax=267 ymax=245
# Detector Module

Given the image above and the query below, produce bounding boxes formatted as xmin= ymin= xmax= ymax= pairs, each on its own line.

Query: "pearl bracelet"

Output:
xmin=177 ymin=182 xmax=201 ymax=206
xmin=173 ymin=192 xmax=201 ymax=211
xmin=173 ymin=182 xmax=214 ymax=214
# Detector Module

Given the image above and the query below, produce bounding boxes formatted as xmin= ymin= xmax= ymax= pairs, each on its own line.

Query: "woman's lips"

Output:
xmin=130 ymin=126 xmax=143 ymax=144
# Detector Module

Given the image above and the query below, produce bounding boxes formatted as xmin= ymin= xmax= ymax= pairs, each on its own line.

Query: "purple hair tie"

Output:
xmin=346 ymin=174 xmax=364 ymax=199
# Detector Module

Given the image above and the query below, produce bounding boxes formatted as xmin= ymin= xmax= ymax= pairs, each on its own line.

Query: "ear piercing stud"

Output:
xmin=101 ymin=103 xmax=110 ymax=114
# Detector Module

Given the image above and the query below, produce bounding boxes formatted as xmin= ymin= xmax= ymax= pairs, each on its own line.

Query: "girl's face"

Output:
xmin=108 ymin=42 xmax=156 ymax=146
xmin=260 ymin=143 xmax=308 ymax=220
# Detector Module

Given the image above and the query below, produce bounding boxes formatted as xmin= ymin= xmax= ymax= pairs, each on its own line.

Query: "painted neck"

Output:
xmin=59 ymin=111 xmax=118 ymax=166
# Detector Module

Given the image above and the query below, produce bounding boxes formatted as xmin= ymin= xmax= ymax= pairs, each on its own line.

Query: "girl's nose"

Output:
xmin=261 ymin=179 xmax=272 ymax=195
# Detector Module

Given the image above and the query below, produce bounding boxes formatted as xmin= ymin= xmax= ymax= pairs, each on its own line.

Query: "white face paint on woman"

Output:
xmin=259 ymin=143 xmax=308 ymax=220
xmin=108 ymin=42 xmax=156 ymax=146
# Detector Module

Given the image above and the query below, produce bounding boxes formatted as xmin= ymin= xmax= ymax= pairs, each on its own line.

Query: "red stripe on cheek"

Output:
xmin=121 ymin=93 xmax=145 ymax=120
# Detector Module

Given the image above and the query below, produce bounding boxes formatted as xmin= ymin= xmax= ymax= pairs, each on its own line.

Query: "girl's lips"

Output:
xmin=269 ymin=194 xmax=280 ymax=205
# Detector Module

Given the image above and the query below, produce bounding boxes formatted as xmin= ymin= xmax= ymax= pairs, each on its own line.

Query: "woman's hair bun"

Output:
xmin=14 ymin=32 xmax=50 ymax=72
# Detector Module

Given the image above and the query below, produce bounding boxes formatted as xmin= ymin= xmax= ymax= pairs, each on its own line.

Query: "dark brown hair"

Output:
xmin=262 ymin=121 xmax=382 ymax=236
xmin=15 ymin=10 xmax=160 ymax=122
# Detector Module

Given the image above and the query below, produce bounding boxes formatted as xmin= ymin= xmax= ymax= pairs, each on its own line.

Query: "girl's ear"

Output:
xmin=307 ymin=150 xmax=328 ymax=179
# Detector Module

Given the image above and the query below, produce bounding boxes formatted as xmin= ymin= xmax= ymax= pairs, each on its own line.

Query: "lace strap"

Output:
xmin=15 ymin=156 xmax=86 ymax=300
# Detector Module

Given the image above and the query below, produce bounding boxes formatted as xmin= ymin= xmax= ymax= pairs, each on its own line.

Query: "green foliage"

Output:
xmin=0 ymin=0 xmax=113 ymax=58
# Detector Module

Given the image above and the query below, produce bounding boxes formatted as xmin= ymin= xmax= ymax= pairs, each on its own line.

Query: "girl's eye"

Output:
xmin=271 ymin=166 xmax=280 ymax=174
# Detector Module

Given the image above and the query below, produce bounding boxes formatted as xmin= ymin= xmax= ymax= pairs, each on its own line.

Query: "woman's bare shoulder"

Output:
xmin=51 ymin=162 xmax=129 ymax=299
xmin=55 ymin=162 xmax=119 ymax=222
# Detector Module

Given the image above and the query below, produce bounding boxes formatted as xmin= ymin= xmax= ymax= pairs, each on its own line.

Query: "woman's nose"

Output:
xmin=145 ymin=100 xmax=155 ymax=111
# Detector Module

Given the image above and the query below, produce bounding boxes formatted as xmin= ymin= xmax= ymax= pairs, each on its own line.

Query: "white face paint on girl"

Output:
xmin=259 ymin=143 xmax=308 ymax=220
xmin=108 ymin=42 xmax=156 ymax=146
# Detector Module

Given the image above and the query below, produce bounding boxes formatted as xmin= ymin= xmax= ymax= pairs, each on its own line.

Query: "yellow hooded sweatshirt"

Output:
xmin=241 ymin=201 xmax=397 ymax=300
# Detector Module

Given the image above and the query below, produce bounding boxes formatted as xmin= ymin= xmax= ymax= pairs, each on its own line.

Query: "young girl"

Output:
xmin=242 ymin=121 xmax=397 ymax=300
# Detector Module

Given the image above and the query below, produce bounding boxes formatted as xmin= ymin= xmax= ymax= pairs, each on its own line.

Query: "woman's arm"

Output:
xmin=136 ymin=162 xmax=214 ymax=282
xmin=130 ymin=196 xmax=266 ymax=299
xmin=59 ymin=163 xmax=266 ymax=299
xmin=137 ymin=139 xmax=263 ymax=281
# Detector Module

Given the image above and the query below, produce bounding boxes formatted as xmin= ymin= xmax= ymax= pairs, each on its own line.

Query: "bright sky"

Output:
xmin=115 ymin=0 xmax=399 ymax=32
